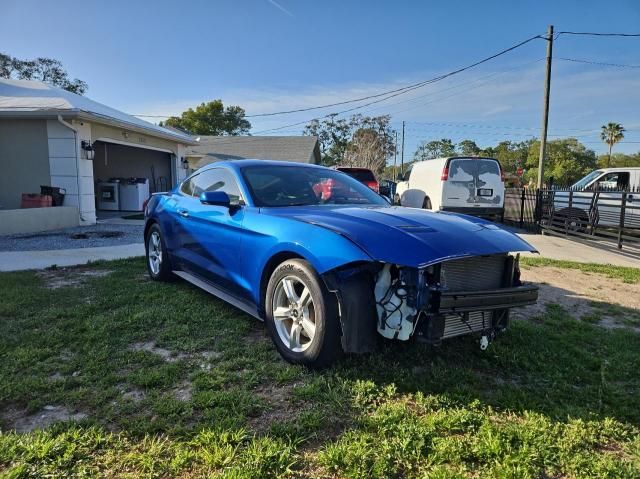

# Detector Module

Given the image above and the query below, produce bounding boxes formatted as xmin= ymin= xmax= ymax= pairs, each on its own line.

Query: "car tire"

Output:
xmin=394 ymin=194 xmax=401 ymax=206
xmin=145 ymin=223 xmax=173 ymax=281
xmin=422 ymin=197 xmax=432 ymax=210
xmin=556 ymin=208 xmax=589 ymax=233
xmin=265 ymin=259 xmax=342 ymax=368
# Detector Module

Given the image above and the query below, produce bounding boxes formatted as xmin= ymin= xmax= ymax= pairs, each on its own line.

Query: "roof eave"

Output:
xmin=0 ymin=109 xmax=198 ymax=145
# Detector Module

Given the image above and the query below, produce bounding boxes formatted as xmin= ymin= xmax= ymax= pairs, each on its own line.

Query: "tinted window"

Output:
xmin=338 ymin=168 xmax=376 ymax=182
xmin=183 ymin=168 xmax=243 ymax=204
xmin=449 ymin=159 xmax=500 ymax=181
xmin=242 ymin=165 xmax=388 ymax=207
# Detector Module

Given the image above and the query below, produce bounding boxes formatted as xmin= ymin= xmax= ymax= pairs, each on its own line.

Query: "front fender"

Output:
xmin=241 ymin=211 xmax=373 ymax=307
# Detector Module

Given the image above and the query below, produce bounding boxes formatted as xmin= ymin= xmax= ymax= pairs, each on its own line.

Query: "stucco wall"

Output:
xmin=0 ymin=119 xmax=51 ymax=209
xmin=0 ymin=206 xmax=79 ymax=235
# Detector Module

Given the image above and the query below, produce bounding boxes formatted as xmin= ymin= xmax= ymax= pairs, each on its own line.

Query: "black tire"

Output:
xmin=393 ymin=194 xmax=401 ymax=206
xmin=422 ymin=197 xmax=432 ymax=210
xmin=265 ymin=259 xmax=342 ymax=368
xmin=556 ymin=208 xmax=588 ymax=233
xmin=145 ymin=223 xmax=173 ymax=281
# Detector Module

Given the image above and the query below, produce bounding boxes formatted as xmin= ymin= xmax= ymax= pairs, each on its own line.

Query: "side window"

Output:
xmin=191 ymin=168 xmax=244 ymax=204
xmin=180 ymin=176 xmax=195 ymax=196
xmin=596 ymin=172 xmax=630 ymax=189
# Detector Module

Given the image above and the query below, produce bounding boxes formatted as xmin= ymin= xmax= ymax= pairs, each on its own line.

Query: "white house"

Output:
xmin=0 ymin=78 xmax=197 ymax=234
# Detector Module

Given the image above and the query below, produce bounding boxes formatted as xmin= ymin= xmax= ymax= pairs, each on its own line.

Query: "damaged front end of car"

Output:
xmin=323 ymin=253 xmax=538 ymax=353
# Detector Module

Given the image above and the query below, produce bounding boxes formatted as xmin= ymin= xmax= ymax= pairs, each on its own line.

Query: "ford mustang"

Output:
xmin=144 ymin=160 xmax=538 ymax=367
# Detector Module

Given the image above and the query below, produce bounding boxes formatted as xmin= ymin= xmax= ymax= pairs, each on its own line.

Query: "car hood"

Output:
xmin=263 ymin=205 xmax=537 ymax=268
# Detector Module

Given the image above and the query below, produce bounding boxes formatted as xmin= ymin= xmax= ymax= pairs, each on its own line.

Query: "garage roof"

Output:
xmin=0 ymin=78 xmax=197 ymax=145
xmin=187 ymin=135 xmax=321 ymax=167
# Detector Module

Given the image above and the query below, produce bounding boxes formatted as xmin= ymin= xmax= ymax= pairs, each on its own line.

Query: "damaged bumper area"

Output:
xmin=324 ymin=253 xmax=538 ymax=353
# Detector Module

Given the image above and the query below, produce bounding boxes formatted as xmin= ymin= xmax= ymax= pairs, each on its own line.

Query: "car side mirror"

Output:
xmin=200 ymin=191 xmax=231 ymax=207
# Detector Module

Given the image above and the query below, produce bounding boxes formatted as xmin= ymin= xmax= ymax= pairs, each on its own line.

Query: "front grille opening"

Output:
xmin=440 ymin=254 xmax=506 ymax=292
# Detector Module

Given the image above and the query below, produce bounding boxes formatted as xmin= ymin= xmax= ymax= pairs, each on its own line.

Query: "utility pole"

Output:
xmin=401 ymin=121 xmax=405 ymax=177
xmin=393 ymin=131 xmax=398 ymax=182
xmin=537 ymin=24 xmax=553 ymax=190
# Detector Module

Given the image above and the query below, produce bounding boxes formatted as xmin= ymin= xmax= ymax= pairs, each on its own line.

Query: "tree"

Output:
xmin=600 ymin=122 xmax=625 ymax=167
xmin=162 ymin=100 xmax=251 ymax=136
xmin=457 ymin=139 xmax=480 ymax=157
xmin=524 ymin=138 xmax=597 ymax=185
xmin=303 ymin=114 xmax=395 ymax=169
xmin=343 ymin=128 xmax=387 ymax=173
xmin=413 ymin=138 xmax=456 ymax=161
xmin=0 ymin=52 xmax=87 ymax=94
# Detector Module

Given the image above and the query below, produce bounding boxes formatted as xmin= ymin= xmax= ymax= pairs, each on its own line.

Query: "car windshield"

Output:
xmin=242 ymin=165 xmax=388 ymax=207
xmin=571 ymin=170 xmax=603 ymax=190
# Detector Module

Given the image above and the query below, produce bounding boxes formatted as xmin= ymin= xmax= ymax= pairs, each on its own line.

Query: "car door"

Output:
xmin=591 ymin=172 xmax=629 ymax=227
xmin=175 ymin=168 xmax=248 ymax=299
xmin=444 ymin=158 xmax=504 ymax=209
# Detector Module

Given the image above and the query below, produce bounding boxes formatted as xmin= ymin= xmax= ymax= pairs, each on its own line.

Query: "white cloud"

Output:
xmin=125 ymin=61 xmax=640 ymax=154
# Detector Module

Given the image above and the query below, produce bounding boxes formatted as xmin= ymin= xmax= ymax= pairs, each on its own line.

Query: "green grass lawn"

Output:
xmin=1 ymin=258 xmax=639 ymax=478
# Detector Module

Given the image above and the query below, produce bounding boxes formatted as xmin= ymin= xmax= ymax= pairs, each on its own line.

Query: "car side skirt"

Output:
xmin=173 ymin=270 xmax=262 ymax=320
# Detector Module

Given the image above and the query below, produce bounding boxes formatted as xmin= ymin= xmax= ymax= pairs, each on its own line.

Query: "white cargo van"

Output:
xmin=395 ymin=157 xmax=505 ymax=219
xmin=552 ymin=167 xmax=640 ymax=229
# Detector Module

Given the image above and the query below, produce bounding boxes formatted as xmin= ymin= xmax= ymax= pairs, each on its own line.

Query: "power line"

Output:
xmin=556 ymin=57 xmax=640 ymax=68
xmin=357 ymin=58 xmax=544 ymax=117
xmin=244 ymin=34 xmax=543 ymax=118
xmin=557 ymin=31 xmax=640 ymax=38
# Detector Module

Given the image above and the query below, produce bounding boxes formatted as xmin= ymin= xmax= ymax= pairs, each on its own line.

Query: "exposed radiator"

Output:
xmin=440 ymin=255 xmax=506 ymax=291
xmin=443 ymin=311 xmax=493 ymax=339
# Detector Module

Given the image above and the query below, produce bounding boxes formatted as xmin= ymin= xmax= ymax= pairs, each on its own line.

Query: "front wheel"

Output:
xmin=265 ymin=259 xmax=342 ymax=368
xmin=145 ymin=223 xmax=173 ymax=281
xmin=422 ymin=197 xmax=432 ymax=210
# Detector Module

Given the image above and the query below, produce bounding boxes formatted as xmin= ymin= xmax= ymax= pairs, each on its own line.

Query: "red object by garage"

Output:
xmin=21 ymin=194 xmax=53 ymax=209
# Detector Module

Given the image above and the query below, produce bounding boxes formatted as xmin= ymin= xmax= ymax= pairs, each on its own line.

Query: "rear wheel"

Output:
xmin=265 ymin=259 xmax=341 ymax=368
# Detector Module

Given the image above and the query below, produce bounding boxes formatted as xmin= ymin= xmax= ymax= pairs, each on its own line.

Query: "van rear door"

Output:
xmin=443 ymin=158 xmax=504 ymax=210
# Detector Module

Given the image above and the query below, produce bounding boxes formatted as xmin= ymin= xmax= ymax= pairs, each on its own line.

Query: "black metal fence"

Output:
xmin=501 ymin=186 xmax=640 ymax=251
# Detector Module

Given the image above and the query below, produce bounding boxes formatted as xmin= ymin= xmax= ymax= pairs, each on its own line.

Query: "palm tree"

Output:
xmin=600 ymin=122 xmax=625 ymax=167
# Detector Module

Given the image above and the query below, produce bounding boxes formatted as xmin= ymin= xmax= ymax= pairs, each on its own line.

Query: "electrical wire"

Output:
xmin=556 ymin=57 xmax=640 ymax=69
xmin=557 ymin=31 xmax=640 ymax=38
xmin=245 ymin=34 xmax=543 ymax=118
xmin=135 ymin=34 xmax=543 ymax=124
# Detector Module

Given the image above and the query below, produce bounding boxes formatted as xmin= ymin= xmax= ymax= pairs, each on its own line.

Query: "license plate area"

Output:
xmin=477 ymin=188 xmax=493 ymax=197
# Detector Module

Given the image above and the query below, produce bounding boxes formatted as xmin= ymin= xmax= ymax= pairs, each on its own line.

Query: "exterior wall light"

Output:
xmin=81 ymin=140 xmax=95 ymax=160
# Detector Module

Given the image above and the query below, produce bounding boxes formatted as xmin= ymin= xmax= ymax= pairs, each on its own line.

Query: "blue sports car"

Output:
xmin=144 ymin=160 xmax=538 ymax=367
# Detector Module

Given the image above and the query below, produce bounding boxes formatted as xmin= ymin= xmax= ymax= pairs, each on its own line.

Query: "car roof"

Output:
xmin=199 ymin=159 xmax=327 ymax=172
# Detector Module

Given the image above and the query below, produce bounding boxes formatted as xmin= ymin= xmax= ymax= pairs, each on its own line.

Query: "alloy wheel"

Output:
xmin=148 ymin=231 xmax=163 ymax=275
xmin=272 ymin=276 xmax=316 ymax=352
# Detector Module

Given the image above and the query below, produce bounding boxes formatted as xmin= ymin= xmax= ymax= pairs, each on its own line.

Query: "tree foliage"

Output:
xmin=162 ymin=100 xmax=251 ymax=136
xmin=600 ymin=122 xmax=625 ymax=167
xmin=0 ymin=52 xmax=87 ymax=94
xmin=524 ymin=138 xmax=597 ymax=185
xmin=413 ymin=138 xmax=456 ymax=161
xmin=303 ymin=114 xmax=395 ymax=172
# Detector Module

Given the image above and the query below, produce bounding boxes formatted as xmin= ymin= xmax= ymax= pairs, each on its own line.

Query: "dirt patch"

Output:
xmin=129 ymin=341 xmax=189 ymax=363
xmin=38 ymin=268 xmax=113 ymax=289
xmin=247 ymin=382 xmax=307 ymax=434
xmin=3 ymin=406 xmax=87 ymax=433
xmin=517 ymin=266 xmax=640 ymax=329
xmin=118 ymin=384 xmax=146 ymax=403
xmin=173 ymin=381 xmax=193 ymax=402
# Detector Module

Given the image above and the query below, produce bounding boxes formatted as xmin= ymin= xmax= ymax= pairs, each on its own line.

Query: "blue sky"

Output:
xmin=2 ymin=0 xmax=640 ymax=157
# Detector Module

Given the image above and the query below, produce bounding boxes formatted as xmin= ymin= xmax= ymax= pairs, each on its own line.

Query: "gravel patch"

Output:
xmin=0 ymin=223 xmax=143 ymax=251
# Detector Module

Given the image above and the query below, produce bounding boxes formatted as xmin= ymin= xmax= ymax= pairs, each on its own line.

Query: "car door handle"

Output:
xmin=177 ymin=208 xmax=189 ymax=218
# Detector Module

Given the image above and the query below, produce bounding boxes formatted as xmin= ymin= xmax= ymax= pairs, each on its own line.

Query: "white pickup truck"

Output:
xmin=551 ymin=167 xmax=640 ymax=230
